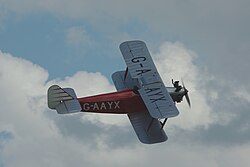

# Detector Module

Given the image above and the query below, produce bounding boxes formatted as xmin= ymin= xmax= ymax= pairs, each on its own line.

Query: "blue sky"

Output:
xmin=0 ymin=14 xmax=125 ymax=79
xmin=0 ymin=10 xmax=165 ymax=80
xmin=1 ymin=0 xmax=250 ymax=167
xmin=1 ymin=1 xmax=249 ymax=82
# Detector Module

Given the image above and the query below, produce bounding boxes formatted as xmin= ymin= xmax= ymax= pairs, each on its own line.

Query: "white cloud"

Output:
xmin=1 ymin=45 xmax=250 ymax=167
xmin=1 ymin=0 xmax=249 ymax=88
xmin=48 ymin=71 xmax=115 ymax=97
xmin=2 ymin=0 xmax=249 ymax=28
xmin=0 ymin=50 xmax=126 ymax=166
xmin=65 ymin=26 xmax=92 ymax=47
xmin=0 ymin=0 xmax=250 ymax=165
xmin=233 ymin=86 xmax=250 ymax=103
xmin=153 ymin=42 xmax=215 ymax=129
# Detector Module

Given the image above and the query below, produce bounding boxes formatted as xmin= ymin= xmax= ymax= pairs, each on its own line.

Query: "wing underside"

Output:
xmin=112 ymin=71 xmax=167 ymax=144
xmin=128 ymin=111 xmax=167 ymax=144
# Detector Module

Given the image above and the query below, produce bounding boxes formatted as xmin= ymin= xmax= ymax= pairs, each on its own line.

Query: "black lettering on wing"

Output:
xmin=145 ymin=87 xmax=160 ymax=94
xmin=131 ymin=57 xmax=146 ymax=63
xmin=148 ymin=91 xmax=164 ymax=97
xmin=150 ymin=96 xmax=166 ymax=103
xmin=136 ymin=69 xmax=151 ymax=76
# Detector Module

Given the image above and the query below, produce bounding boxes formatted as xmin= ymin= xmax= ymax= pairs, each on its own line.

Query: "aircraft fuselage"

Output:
xmin=78 ymin=89 xmax=146 ymax=114
xmin=77 ymin=87 xmax=185 ymax=114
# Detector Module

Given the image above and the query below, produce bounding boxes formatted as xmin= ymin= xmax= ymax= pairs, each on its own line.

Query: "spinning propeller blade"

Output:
xmin=181 ymin=79 xmax=191 ymax=108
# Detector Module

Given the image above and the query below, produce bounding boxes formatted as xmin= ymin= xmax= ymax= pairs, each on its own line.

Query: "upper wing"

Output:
xmin=120 ymin=41 xmax=179 ymax=119
xmin=120 ymin=40 xmax=159 ymax=80
xmin=138 ymin=82 xmax=179 ymax=119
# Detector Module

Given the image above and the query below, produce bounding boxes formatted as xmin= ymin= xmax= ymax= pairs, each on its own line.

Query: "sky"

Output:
xmin=0 ymin=0 xmax=250 ymax=166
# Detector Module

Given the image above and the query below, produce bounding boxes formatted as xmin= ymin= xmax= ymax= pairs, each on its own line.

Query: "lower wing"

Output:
xmin=112 ymin=71 xmax=168 ymax=144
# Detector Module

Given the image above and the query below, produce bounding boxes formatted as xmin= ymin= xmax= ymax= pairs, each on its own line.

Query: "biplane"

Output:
xmin=47 ymin=40 xmax=190 ymax=144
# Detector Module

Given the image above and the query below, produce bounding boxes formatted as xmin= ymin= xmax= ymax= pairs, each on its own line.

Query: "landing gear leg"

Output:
xmin=160 ymin=118 xmax=168 ymax=129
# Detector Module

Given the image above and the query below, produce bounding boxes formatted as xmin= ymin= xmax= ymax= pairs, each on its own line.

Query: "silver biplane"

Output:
xmin=48 ymin=40 xmax=190 ymax=144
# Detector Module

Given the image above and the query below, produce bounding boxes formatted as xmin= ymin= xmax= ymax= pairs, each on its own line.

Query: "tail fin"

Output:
xmin=47 ymin=85 xmax=81 ymax=114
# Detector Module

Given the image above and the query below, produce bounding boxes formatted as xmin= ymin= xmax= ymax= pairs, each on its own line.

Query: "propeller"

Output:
xmin=181 ymin=79 xmax=191 ymax=108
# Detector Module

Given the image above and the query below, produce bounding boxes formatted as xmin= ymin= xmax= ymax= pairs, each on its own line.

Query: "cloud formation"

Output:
xmin=1 ymin=0 xmax=250 ymax=166
xmin=1 ymin=0 xmax=250 ymax=84
xmin=1 ymin=39 xmax=250 ymax=167
xmin=65 ymin=26 xmax=92 ymax=48
xmin=154 ymin=42 xmax=215 ymax=130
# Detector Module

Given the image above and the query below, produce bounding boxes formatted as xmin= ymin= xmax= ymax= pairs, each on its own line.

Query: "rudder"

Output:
xmin=47 ymin=85 xmax=81 ymax=114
